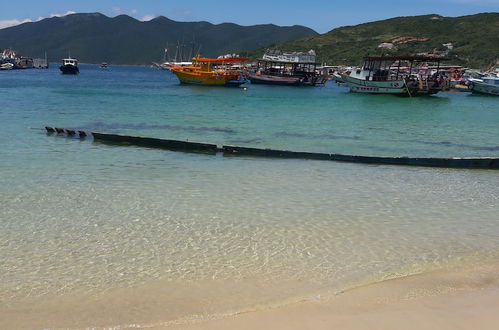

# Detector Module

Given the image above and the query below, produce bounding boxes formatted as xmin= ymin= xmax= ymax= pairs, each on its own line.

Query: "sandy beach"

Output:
xmin=169 ymin=264 xmax=499 ymax=330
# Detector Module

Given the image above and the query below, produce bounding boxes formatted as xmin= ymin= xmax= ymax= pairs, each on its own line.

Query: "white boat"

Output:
xmin=340 ymin=56 xmax=450 ymax=96
xmin=0 ymin=62 xmax=14 ymax=70
xmin=468 ymin=76 xmax=499 ymax=96
xmin=59 ymin=57 xmax=79 ymax=74
xmin=156 ymin=61 xmax=192 ymax=71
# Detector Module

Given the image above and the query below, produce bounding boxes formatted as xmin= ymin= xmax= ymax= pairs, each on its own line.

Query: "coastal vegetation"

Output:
xmin=258 ymin=13 xmax=499 ymax=69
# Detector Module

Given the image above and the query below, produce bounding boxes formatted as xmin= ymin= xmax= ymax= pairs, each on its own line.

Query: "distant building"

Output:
xmin=442 ymin=43 xmax=454 ymax=50
xmin=378 ymin=42 xmax=395 ymax=49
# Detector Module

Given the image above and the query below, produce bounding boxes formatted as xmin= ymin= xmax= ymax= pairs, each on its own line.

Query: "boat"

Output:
xmin=171 ymin=56 xmax=248 ymax=86
xmin=59 ymin=57 xmax=79 ymax=74
xmin=100 ymin=62 xmax=108 ymax=68
xmin=248 ymin=74 xmax=304 ymax=86
xmin=331 ymin=72 xmax=348 ymax=86
xmin=154 ymin=61 xmax=192 ymax=71
xmin=153 ymin=43 xmax=194 ymax=70
xmin=0 ymin=62 xmax=14 ymax=70
xmin=468 ymin=76 xmax=499 ymax=96
xmin=340 ymin=56 xmax=450 ymax=96
xmin=248 ymin=49 xmax=328 ymax=86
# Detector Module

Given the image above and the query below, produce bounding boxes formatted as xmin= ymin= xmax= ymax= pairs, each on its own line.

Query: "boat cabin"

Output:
xmin=352 ymin=56 xmax=448 ymax=82
xmin=252 ymin=50 xmax=327 ymax=86
xmin=62 ymin=58 xmax=78 ymax=66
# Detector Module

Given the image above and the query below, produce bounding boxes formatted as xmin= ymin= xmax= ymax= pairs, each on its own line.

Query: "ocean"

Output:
xmin=1 ymin=64 xmax=498 ymax=328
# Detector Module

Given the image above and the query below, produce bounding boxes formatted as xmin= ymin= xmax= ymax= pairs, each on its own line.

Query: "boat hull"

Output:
xmin=341 ymin=74 xmax=444 ymax=95
xmin=59 ymin=65 xmax=79 ymax=74
xmin=341 ymin=74 xmax=408 ymax=94
xmin=248 ymin=74 xmax=303 ymax=86
xmin=470 ymin=81 xmax=499 ymax=96
xmin=172 ymin=69 xmax=245 ymax=86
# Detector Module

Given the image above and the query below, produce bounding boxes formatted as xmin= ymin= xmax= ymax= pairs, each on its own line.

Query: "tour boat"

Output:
xmin=59 ymin=57 xmax=79 ymax=74
xmin=171 ymin=56 xmax=248 ymax=86
xmin=340 ymin=56 xmax=450 ymax=96
xmin=248 ymin=49 xmax=328 ymax=86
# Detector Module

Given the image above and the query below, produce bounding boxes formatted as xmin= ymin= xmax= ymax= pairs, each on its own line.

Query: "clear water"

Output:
xmin=1 ymin=65 xmax=498 ymax=327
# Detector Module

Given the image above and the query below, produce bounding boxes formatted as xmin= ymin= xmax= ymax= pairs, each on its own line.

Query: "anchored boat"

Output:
xmin=248 ymin=49 xmax=328 ymax=86
xmin=59 ymin=57 xmax=79 ymax=74
xmin=171 ymin=56 xmax=248 ymax=86
xmin=341 ymin=56 xmax=450 ymax=96
xmin=468 ymin=76 xmax=499 ymax=96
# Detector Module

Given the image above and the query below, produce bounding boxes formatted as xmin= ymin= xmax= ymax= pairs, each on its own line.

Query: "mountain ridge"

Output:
xmin=0 ymin=13 xmax=318 ymax=64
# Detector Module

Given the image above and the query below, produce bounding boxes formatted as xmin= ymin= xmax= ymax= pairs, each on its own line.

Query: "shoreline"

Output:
xmin=2 ymin=259 xmax=499 ymax=329
xmin=166 ymin=264 xmax=499 ymax=330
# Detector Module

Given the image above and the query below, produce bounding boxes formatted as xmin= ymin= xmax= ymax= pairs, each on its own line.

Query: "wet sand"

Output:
xmin=2 ymin=264 xmax=498 ymax=329
xmin=169 ymin=265 xmax=499 ymax=330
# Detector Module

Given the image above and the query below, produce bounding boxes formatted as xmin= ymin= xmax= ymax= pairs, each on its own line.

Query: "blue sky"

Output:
xmin=0 ymin=0 xmax=497 ymax=32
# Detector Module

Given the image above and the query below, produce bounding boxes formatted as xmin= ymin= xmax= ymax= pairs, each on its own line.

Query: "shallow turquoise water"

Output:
xmin=0 ymin=65 xmax=498 ymax=327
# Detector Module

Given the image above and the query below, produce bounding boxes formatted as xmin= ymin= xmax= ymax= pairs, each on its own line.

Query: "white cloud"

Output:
xmin=0 ymin=11 xmax=76 ymax=29
xmin=50 ymin=11 xmax=76 ymax=18
xmin=140 ymin=15 xmax=158 ymax=22
xmin=0 ymin=18 xmax=32 ymax=29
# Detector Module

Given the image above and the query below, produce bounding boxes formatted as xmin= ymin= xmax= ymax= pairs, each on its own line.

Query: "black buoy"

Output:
xmin=45 ymin=126 xmax=55 ymax=133
xmin=78 ymin=130 xmax=87 ymax=138
xmin=55 ymin=127 xmax=65 ymax=134
xmin=66 ymin=129 xmax=76 ymax=136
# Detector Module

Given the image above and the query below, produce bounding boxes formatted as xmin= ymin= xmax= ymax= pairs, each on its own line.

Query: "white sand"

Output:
xmin=2 ymin=264 xmax=499 ymax=329
xmin=167 ymin=265 xmax=499 ymax=330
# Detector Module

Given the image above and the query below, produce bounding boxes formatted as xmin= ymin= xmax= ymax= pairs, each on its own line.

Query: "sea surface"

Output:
xmin=1 ymin=64 xmax=498 ymax=328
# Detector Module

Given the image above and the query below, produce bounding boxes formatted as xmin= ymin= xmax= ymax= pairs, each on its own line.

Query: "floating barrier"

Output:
xmin=44 ymin=127 xmax=498 ymax=169
xmin=92 ymin=132 xmax=219 ymax=153
xmin=223 ymin=145 xmax=498 ymax=169
xmin=223 ymin=145 xmax=331 ymax=160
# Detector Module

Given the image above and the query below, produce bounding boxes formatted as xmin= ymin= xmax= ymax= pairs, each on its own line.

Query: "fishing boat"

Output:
xmin=468 ymin=76 xmax=499 ymax=96
xmin=248 ymin=49 xmax=328 ymax=86
xmin=100 ymin=62 xmax=108 ymax=68
xmin=171 ymin=56 xmax=248 ymax=86
xmin=340 ymin=56 xmax=450 ymax=96
xmin=59 ymin=57 xmax=79 ymax=74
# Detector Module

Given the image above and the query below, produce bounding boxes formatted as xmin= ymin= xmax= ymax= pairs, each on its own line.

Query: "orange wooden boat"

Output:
xmin=171 ymin=56 xmax=248 ymax=86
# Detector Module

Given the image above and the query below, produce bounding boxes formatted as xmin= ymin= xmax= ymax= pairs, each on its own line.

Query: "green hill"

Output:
xmin=258 ymin=13 xmax=499 ymax=69
xmin=0 ymin=13 xmax=317 ymax=64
